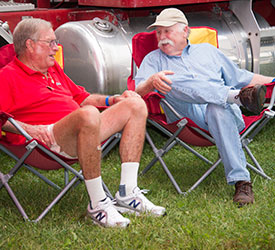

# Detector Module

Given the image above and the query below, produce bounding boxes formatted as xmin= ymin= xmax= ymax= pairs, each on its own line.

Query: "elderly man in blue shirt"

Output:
xmin=135 ymin=8 xmax=274 ymax=206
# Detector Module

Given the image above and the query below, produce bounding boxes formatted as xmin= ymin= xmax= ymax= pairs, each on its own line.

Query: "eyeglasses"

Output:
xmin=35 ymin=39 xmax=59 ymax=48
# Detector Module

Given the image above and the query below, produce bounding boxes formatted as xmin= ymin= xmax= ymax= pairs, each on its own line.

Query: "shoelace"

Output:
xmin=237 ymin=183 xmax=251 ymax=195
xmin=236 ymin=86 xmax=253 ymax=100
xmin=97 ymin=198 xmax=117 ymax=210
xmin=134 ymin=188 xmax=150 ymax=196
xmin=114 ymin=188 xmax=150 ymax=203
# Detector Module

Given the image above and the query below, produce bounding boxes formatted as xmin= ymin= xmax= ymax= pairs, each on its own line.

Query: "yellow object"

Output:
xmin=189 ymin=27 xmax=218 ymax=48
xmin=1 ymin=131 xmax=6 ymax=136
xmin=54 ymin=45 xmax=64 ymax=69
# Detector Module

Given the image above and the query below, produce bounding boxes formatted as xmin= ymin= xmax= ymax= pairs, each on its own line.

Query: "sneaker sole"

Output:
xmin=86 ymin=211 xmax=130 ymax=228
xmin=254 ymin=85 xmax=267 ymax=114
xmin=115 ymin=202 xmax=166 ymax=217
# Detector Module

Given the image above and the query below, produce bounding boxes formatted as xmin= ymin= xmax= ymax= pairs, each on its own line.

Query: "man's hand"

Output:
xmin=3 ymin=120 xmax=55 ymax=147
xmin=113 ymin=90 xmax=141 ymax=103
xmin=148 ymin=70 xmax=174 ymax=95
xmin=25 ymin=124 xmax=55 ymax=147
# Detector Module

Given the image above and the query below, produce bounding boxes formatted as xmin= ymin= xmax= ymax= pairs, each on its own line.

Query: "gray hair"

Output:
xmin=175 ymin=23 xmax=191 ymax=38
xmin=13 ymin=18 xmax=52 ymax=56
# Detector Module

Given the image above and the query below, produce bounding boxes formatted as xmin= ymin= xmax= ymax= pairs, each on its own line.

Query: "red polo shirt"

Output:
xmin=0 ymin=57 xmax=90 ymax=143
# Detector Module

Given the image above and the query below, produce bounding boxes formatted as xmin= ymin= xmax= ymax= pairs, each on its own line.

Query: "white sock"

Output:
xmin=119 ymin=162 xmax=139 ymax=196
xmin=227 ymin=89 xmax=242 ymax=105
xmin=85 ymin=176 xmax=106 ymax=208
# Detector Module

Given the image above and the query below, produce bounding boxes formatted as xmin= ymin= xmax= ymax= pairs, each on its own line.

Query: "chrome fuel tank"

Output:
xmin=55 ymin=10 xmax=275 ymax=94
xmin=55 ymin=18 xmax=131 ymax=94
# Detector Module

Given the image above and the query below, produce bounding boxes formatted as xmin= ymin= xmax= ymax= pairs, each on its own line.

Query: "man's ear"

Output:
xmin=25 ymin=39 xmax=34 ymax=52
xmin=183 ymin=25 xmax=189 ymax=38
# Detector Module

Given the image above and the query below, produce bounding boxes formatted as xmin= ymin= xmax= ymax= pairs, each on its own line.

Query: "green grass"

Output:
xmin=0 ymin=118 xmax=274 ymax=250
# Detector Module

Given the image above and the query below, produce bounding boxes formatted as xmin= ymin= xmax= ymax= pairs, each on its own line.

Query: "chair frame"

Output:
xmin=0 ymin=42 xmax=121 ymax=221
xmin=0 ymin=112 xmax=120 ymax=222
xmin=142 ymin=90 xmax=274 ymax=194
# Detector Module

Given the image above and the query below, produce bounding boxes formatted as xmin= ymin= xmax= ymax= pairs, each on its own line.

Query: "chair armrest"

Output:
xmin=143 ymin=91 xmax=183 ymax=119
xmin=160 ymin=98 xmax=183 ymax=121
xmin=0 ymin=111 xmax=13 ymax=134
xmin=0 ymin=111 xmax=32 ymax=141
xmin=266 ymin=82 xmax=275 ymax=110
xmin=0 ymin=110 xmax=13 ymax=120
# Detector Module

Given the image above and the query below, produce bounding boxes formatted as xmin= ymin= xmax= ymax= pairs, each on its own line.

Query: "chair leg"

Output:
xmin=0 ymin=145 xmax=61 ymax=190
xmin=24 ymin=165 xmax=61 ymax=190
xmin=34 ymin=174 xmax=81 ymax=222
xmin=246 ymin=162 xmax=271 ymax=179
xmin=102 ymin=181 xmax=114 ymax=200
xmin=242 ymin=141 xmax=271 ymax=180
xmin=148 ymin=120 xmax=213 ymax=165
xmin=64 ymin=169 xmax=69 ymax=185
xmin=101 ymin=132 xmax=121 ymax=158
xmin=0 ymin=172 xmax=29 ymax=220
xmin=184 ymin=158 xmax=222 ymax=195
xmin=143 ymin=130 xmax=220 ymax=194
xmin=141 ymin=131 xmax=177 ymax=175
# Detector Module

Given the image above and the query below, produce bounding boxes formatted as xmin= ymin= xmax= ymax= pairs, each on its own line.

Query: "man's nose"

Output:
xmin=159 ymin=32 xmax=166 ymax=40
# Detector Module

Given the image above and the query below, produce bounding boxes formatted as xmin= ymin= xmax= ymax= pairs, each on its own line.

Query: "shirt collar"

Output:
xmin=181 ymin=40 xmax=191 ymax=57
xmin=14 ymin=57 xmax=56 ymax=75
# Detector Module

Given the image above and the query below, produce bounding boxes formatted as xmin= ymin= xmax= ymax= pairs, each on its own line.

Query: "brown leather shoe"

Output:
xmin=233 ymin=181 xmax=254 ymax=206
xmin=237 ymin=84 xmax=266 ymax=115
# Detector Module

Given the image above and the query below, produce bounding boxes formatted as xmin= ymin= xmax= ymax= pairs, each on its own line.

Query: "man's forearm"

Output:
xmin=249 ymin=74 xmax=274 ymax=85
xmin=81 ymin=94 xmax=118 ymax=107
xmin=2 ymin=120 xmax=31 ymax=134
xmin=135 ymin=80 xmax=154 ymax=97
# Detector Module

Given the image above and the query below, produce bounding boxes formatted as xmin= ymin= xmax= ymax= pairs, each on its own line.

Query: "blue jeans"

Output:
xmin=205 ymin=104 xmax=250 ymax=184
xmin=163 ymin=82 xmax=250 ymax=184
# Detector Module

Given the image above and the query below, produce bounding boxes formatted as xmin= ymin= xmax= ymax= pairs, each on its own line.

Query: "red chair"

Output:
xmin=128 ymin=29 xmax=274 ymax=194
xmin=0 ymin=44 xmax=119 ymax=221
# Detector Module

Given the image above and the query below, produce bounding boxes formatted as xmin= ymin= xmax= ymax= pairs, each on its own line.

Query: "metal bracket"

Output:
xmin=25 ymin=140 xmax=38 ymax=151
xmin=230 ymin=0 xmax=260 ymax=73
xmin=230 ymin=0 xmax=275 ymax=73
xmin=177 ymin=118 xmax=188 ymax=128
xmin=0 ymin=172 xmax=12 ymax=185
xmin=242 ymin=138 xmax=251 ymax=147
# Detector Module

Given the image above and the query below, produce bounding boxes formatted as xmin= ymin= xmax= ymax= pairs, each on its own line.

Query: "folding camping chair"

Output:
xmin=128 ymin=28 xmax=274 ymax=195
xmin=0 ymin=44 xmax=121 ymax=221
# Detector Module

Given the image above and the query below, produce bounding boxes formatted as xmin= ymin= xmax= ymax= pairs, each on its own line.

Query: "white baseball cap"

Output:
xmin=147 ymin=8 xmax=188 ymax=29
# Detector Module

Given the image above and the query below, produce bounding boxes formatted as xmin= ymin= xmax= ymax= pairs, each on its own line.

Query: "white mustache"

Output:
xmin=158 ymin=39 xmax=175 ymax=47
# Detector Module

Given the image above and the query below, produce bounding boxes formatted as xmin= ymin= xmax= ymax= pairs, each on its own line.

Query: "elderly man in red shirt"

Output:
xmin=0 ymin=18 xmax=165 ymax=228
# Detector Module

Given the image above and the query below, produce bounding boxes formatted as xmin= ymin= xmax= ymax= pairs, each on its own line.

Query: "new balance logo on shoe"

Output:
xmin=95 ymin=211 xmax=106 ymax=221
xmin=87 ymin=197 xmax=130 ymax=228
xmin=129 ymin=199 xmax=140 ymax=209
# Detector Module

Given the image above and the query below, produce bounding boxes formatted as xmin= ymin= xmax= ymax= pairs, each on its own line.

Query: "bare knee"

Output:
xmin=76 ymin=105 xmax=101 ymax=131
xmin=125 ymin=97 xmax=148 ymax=119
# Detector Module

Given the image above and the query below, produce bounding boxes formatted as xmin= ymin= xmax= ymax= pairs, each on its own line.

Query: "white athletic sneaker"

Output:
xmin=87 ymin=197 xmax=130 ymax=228
xmin=115 ymin=187 xmax=166 ymax=217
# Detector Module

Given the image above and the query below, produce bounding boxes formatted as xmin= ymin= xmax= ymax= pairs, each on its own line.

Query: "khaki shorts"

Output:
xmin=47 ymin=124 xmax=77 ymax=159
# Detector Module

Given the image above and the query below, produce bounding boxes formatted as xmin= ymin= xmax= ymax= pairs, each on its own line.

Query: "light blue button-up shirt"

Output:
xmin=135 ymin=42 xmax=254 ymax=130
